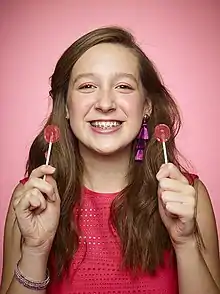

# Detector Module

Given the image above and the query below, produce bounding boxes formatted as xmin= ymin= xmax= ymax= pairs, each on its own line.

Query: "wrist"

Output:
xmin=18 ymin=246 xmax=50 ymax=282
xmin=173 ymin=235 xmax=199 ymax=256
xmin=22 ymin=240 xmax=52 ymax=257
xmin=21 ymin=246 xmax=50 ymax=264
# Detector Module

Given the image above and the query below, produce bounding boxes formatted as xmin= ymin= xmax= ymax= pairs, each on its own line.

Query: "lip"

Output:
xmin=89 ymin=119 xmax=123 ymax=122
xmin=89 ymin=122 xmax=123 ymax=134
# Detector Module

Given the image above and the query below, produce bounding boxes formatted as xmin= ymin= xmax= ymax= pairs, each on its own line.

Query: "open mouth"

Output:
xmin=90 ymin=120 xmax=122 ymax=130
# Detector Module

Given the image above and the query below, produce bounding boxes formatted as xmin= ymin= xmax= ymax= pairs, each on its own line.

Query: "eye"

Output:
xmin=116 ymin=84 xmax=134 ymax=92
xmin=78 ymin=83 xmax=96 ymax=90
xmin=117 ymin=84 xmax=133 ymax=89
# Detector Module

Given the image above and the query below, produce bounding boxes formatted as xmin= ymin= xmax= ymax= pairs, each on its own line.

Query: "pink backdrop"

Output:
xmin=0 ymin=0 xmax=219 ymax=274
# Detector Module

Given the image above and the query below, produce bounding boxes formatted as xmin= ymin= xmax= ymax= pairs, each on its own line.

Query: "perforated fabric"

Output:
xmin=47 ymin=187 xmax=178 ymax=294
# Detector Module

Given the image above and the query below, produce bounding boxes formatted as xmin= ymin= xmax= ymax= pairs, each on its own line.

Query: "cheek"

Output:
xmin=67 ymin=95 xmax=92 ymax=118
xmin=121 ymin=95 xmax=145 ymax=120
xmin=67 ymin=96 xmax=94 ymax=136
xmin=67 ymin=101 xmax=82 ymax=133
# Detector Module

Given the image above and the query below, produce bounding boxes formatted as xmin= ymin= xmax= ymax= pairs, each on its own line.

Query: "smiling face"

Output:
xmin=66 ymin=43 xmax=149 ymax=156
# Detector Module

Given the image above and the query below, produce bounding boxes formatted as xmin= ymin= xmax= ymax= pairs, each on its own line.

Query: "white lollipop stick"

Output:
xmin=154 ymin=124 xmax=171 ymax=165
xmin=43 ymin=140 xmax=53 ymax=181
xmin=45 ymin=141 xmax=53 ymax=165
xmin=162 ymin=141 xmax=168 ymax=164
xmin=43 ymin=124 xmax=60 ymax=181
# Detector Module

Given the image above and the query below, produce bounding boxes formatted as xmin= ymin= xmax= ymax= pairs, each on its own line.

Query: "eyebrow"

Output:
xmin=71 ymin=72 xmax=138 ymax=85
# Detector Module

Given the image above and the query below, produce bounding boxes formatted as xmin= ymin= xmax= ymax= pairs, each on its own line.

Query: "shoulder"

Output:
xmin=5 ymin=182 xmax=25 ymax=223
xmin=19 ymin=177 xmax=29 ymax=185
xmin=183 ymin=172 xmax=198 ymax=185
xmin=194 ymin=178 xmax=217 ymax=225
xmin=194 ymin=178 xmax=220 ymax=288
xmin=194 ymin=178 xmax=219 ymax=246
xmin=4 ymin=181 xmax=25 ymax=246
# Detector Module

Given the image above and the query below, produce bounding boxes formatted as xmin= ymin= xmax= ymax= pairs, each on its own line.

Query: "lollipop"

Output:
xmin=43 ymin=125 xmax=60 ymax=180
xmin=154 ymin=124 xmax=171 ymax=164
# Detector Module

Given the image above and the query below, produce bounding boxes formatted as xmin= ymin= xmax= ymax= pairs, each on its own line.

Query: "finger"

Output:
xmin=158 ymin=178 xmax=195 ymax=194
xmin=29 ymin=189 xmax=47 ymax=214
xmin=24 ymin=178 xmax=56 ymax=202
xmin=44 ymin=175 xmax=60 ymax=203
xmin=15 ymin=190 xmax=44 ymax=213
xmin=30 ymin=165 xmax=56 ymax=179
xmin=156 ymin=163 xmax=188 ymax=184
xmin=161 ymin=191 xmax=196 ymax=206
xmin=165 ymin=202 xmax=195 ymax=220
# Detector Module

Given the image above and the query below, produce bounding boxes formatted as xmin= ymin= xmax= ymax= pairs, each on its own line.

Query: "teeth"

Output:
xmin=90 ymin=121 xmax=121 ymax=129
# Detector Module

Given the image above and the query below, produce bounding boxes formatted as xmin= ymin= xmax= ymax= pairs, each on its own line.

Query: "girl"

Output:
xmin=1 ymin=26 xmax=220 ymax=294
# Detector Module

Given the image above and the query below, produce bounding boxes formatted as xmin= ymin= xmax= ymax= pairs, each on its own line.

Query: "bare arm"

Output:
xmin=176 ymin=179 xmax=220 ymax=294
xmin=1 ymin=165 xmax=60 ymax=294
xmin=0 ymin=183 xmax=48 ymax=294
xmin=1 ymin=183 xmax=22 ymax=293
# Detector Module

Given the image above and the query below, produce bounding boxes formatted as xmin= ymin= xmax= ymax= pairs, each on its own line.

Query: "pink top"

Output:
xmin=20 ymin=173 xmax=198 ymax=293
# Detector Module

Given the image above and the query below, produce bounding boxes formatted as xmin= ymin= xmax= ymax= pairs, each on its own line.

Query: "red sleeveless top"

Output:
xmin=20 ymin=173 xmax=198 ymax=294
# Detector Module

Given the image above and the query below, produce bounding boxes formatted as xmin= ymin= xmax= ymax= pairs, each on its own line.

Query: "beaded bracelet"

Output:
xmin=14 ymin=263 xmax=50 ymax=290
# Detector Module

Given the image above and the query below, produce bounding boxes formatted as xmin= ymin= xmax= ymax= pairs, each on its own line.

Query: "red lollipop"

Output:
xmin=154 ymin=124 xmax=170 ymax=143
xmin=44 ymin=125 xmax=60 ymax=143
xmin=154 ymin=124 xmax=170 ymax=163
xmin=43 ymin=125 xmax=60 ymax=180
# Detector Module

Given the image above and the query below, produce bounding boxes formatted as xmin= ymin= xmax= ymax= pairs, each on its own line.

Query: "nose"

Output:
xmin=95 ymin=89 xmax=116 ymax=113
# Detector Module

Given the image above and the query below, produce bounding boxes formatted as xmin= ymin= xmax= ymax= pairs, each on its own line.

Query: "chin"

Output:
xmin=79 ymin=141 xmax=130 ymax=157
xmin=92 ymin=146 xmax=120 ymax=155
xmin=91 ymin=143 xmax=131 ymax=157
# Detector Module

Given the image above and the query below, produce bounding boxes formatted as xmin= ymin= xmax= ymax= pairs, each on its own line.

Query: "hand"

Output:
xmin=13 ymin=165 xmax=60 ymax=254
xmin=156 ymin=163 xmax=197 ymax=248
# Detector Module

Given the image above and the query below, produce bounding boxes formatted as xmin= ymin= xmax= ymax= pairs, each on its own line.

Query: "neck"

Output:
xmin=80 ymin=145 xmax=131 ymax=193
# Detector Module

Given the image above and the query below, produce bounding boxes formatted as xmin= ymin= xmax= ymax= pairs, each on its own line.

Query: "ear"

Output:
xmin=143 ymin=100 xmax=152 ymax=117
xmin=65 ymin=105 xmax=70 ymax=119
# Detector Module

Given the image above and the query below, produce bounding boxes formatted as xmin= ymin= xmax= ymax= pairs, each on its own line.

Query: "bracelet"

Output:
xmin=14 ymin=262 xmax=50 ymax=290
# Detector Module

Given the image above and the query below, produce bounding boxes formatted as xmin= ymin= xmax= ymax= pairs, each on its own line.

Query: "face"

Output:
xmin=66 ymin=43 xmax=148 ymax=155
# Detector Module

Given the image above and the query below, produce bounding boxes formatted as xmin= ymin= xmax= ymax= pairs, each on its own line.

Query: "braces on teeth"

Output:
xmin=92 ymin=121 xmax=120 ymax=129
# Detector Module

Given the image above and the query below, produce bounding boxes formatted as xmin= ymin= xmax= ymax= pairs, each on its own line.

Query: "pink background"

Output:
xmin=0 ymin=0 xmax=219 ymax=274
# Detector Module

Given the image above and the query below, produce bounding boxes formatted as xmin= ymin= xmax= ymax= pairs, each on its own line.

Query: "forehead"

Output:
xmin=71 ymin=43 xmax=139 ymax=77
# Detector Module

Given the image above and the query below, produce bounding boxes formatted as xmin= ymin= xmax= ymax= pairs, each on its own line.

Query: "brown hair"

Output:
xmin=26 ymin=26 xmax=197 ymax=277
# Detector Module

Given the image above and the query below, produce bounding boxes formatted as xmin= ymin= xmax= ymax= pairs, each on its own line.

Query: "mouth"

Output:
xmin=89 ymin=120 xmax=123 ymax=130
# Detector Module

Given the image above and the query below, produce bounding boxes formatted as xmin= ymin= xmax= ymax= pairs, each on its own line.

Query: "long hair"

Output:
xmin=26 ymin=26 xmax=195 ymax=277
